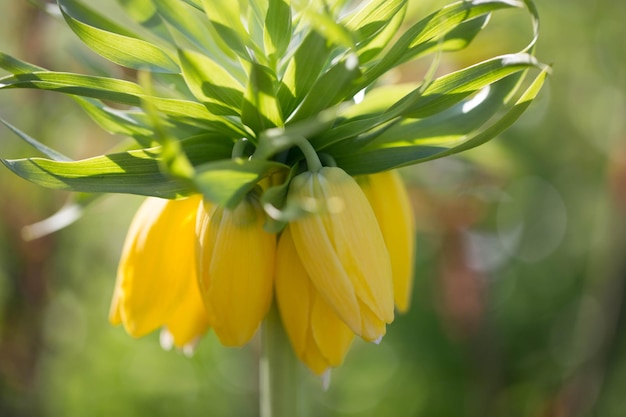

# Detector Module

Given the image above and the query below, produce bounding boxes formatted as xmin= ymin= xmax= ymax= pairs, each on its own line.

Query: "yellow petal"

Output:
xmin=110 ymin=195 xmax=202 ymax=338
xmin=164 ymin=275 xmax=211 ymax=349
xmin=275 ymin=226 xmax=312 ymax=357
xmin=289 ymin=167 xmax=394 ymax=340
xmin=196 ymin=195 xmax=275 ymax=347
xmin=310 ymin=295 xmax=354 ymax=367
xmin=275 ymin=227 xmax=354 ymax=374
xmin=359 ymin=170 xmax=415 ymax=312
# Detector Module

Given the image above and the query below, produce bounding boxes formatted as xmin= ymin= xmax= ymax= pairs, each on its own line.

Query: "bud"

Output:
xmin=109 ymin=195 xmax=210 ymax=347
xmin=196 ymin=193 xmax=276 ymax=346
xmin=358 ymin=170 xmax=415 ymax=312
xmin=287 ymin=166 xmax=394 ymax=342
xmin=275 ymin=227 xmax=354 ymax=375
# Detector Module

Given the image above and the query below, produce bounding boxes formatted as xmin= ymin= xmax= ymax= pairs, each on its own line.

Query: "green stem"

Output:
xmin=295 ymin=137 xmax=323 ymax=172
xmin=260 ymin=303 xmax=299 ymax=417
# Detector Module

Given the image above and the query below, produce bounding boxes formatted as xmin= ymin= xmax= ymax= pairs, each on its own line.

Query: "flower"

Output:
xmin=109 ymin=195 xmax=210 ymax=349
xmin=275 ymin=226 xmax=354 ymax=375
xmin=358 ymin=170 xmax=415 ymax=313
xmin=196 ymin=192 xmax=276 ymax=347
xmin=286 ymin=166 xmax=395 ymax=342
xmin=109 ymin=167 xmax=411 ymax=373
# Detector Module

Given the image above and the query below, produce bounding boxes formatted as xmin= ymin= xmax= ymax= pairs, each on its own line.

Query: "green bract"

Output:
xmin=1 ymin=0 xmax=547 ymax=219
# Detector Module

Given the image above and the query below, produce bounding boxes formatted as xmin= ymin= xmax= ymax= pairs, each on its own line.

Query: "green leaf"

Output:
xmin=0 ymin=51 xmax=45 ymax=74
xmin=289 ymin=53 xmax=361 ymax=122
xmin=178 ymin=48 xmax=245 ymax=116
xmin=1 ymin=136 xmax=234 ymax=198
xmin=355 ymin=3 xmax=406 ymax=64
xmin=315 ymin=53 xmax=543 ymax=150
xmin=71 ymin=97 xmax=155 ymax=142
xmin=277 ymin=31 xmax=331 ymax=117
xmin=199 ymin=0 xmax=254 ymax=61
xmin=116 ymin=0 xmax=174 ymax=44
xmin=253 ymin=106 xmax=339 ymax=161
xmin=364 ymin=0 xmax=524 ymax=83
xmin=0 ymin=71 xmax=246 ymax=136
xmin=194 ymin=159 xmax=288 ymax=208
xmin=58 ymin=0 xmax=180 ymax=73
xmin=154 ymin=0 xmax=245 ymax=80
xmin=342 ymin=0 xmax=406 ymax=45
xmin=334 ymin=69 xmax=548 ymax=174
xmin=242 ymin=63 xmax=283 ymax=133
xmin=396 ymin=53 xmax=545 ymax=118
xmin=264 ymin=0 xmax=292 ymax=64
xmin=0 ymin=119 xmax=72 ymax=161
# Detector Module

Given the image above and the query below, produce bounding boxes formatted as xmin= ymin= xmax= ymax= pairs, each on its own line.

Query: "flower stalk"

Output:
xmin=260 ymin=303 xmax=299 ymax=417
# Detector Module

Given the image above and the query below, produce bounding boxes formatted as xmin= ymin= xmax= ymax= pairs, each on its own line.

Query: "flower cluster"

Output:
xmin=109 ymin=167 xmax=413 ymax=374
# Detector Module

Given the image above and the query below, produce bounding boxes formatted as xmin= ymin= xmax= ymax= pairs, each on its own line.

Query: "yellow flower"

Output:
xmin=109 ymin=195 xmax=210 ymax=349
xmin=196 ymin=193 xmax=276 ymax=347
xmin=287 ymin=167 xmax=394 ymax=342
xmin=358 ymin=170 xmax=415 ymax=313
xmin=275 ymin=226 xmax=354 ymax=375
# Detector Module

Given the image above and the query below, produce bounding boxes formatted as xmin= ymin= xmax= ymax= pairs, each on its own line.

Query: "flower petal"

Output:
xmin=276 ymin=227 xmax=354 ymax=374
xmin=359 ymin=170 xmax=415 ymax=312
xmin=110 ymin=195 xmax=202 ymax=338
xmin=289 ymin=167 xmax=394 ymax=339
xmin=196 ymin=195 xmax=275 ymax=346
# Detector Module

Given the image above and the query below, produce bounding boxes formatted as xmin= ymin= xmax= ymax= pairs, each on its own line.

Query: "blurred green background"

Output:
xmin=0 ymin=1 xmax=625 ymax=416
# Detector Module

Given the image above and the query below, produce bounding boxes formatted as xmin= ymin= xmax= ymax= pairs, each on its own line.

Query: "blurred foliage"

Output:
xmin=0 ymin=1 xmax=625 ymax=417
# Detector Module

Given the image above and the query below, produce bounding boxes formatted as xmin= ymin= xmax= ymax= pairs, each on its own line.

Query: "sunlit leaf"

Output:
xmin=277 ymin=31 xmax=331 ymax=117
xmin=242 ymin=63 xmax=283 ymax=134
xmin=178 ymin=48 xmax=245 ymax=116
xmin=194 ymin=159 xmax=288 ymax=208
xmin=58 ymin=0 xmax=179 ymax=73
xmin=1 ymin=136 xmax=234 ymax=198
xmin=333 ymin=69 xmax=548 ymax=174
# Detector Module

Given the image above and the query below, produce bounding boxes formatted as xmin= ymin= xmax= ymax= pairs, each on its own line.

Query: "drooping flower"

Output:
xmin=286 ymin=166 xmax=395 ymax=342
xmin=358 ymin=170 xmax=415 ymax=312
xmin=109 ymin=195 xmax=210 ymax=349
xmin=195 ymin=192 xmax=276 ymax=347
xmin=109 ymin=167 xmax=410 ymax=373
xmin=275 ymin=226 xmax=354 ymax=375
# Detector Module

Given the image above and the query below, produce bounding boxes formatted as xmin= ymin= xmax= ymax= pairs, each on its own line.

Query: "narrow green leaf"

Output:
xmin=396 ymin=53 xmax=545 ymax=118
xmin=364 ymin=0 xmax=524 ymax=83
xmin=277 ymin=31 xmax=331 ymax=117
xmin=1 ymin=136 xmax=234 ymax=198
xmin=178 ymin=48 xmax=244 ymax=116
xmin=342 ymin=0 xmax=406 ymax=45
xmin=58 ymin=0 xmax=180 ymax=73
xmin=72 ymin=97 xmax=154 ymax=140
xmin=289 ymin=53 xmax=361 ymax=122
xmin=253 ymin=106 xmax=339 ymax=161
xmin=355 ymin=3 xmax=406 ymax=64
xmin=2 ymin=149 xmax=189 ymax=198
xmin=334 ymin=69 xmax=548 ymax=174
xmin=314 ymin=53 xmax=542 ymax=150
xmin=56 ymin=0 xmax=137 ymax=38
xmin=264 ymin=0 xmax=292 ymax=63
xmin=242 ymin=63 xmax=283 ymax=133
xmin=154 ymin=0 xmax=245 ymax=80
xmin=199 ymin=0 xmax=254 ymax=61
xmin=0 ymin=51 xmax=45 ymax=74
xmin=0 ymin=119 xmax=72 ymax=161
xmin=194 ymin=159 xmax=288 ymax=208
xmin=0 ymin=71 xmax=247 ymax=136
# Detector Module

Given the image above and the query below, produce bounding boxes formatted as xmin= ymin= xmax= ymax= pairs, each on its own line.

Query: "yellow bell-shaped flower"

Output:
xmin=275 ymin=226 xmax=354 ymax=375
xmin=358 ymin=170 xmax=415 ymax=313
xmin=109 ymin=195 xmax=210 ymax=348
xmin=196 ymin=193 xmax=276 ymax=347
xmin=287 ymin=167 xmax=394 ymax=342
